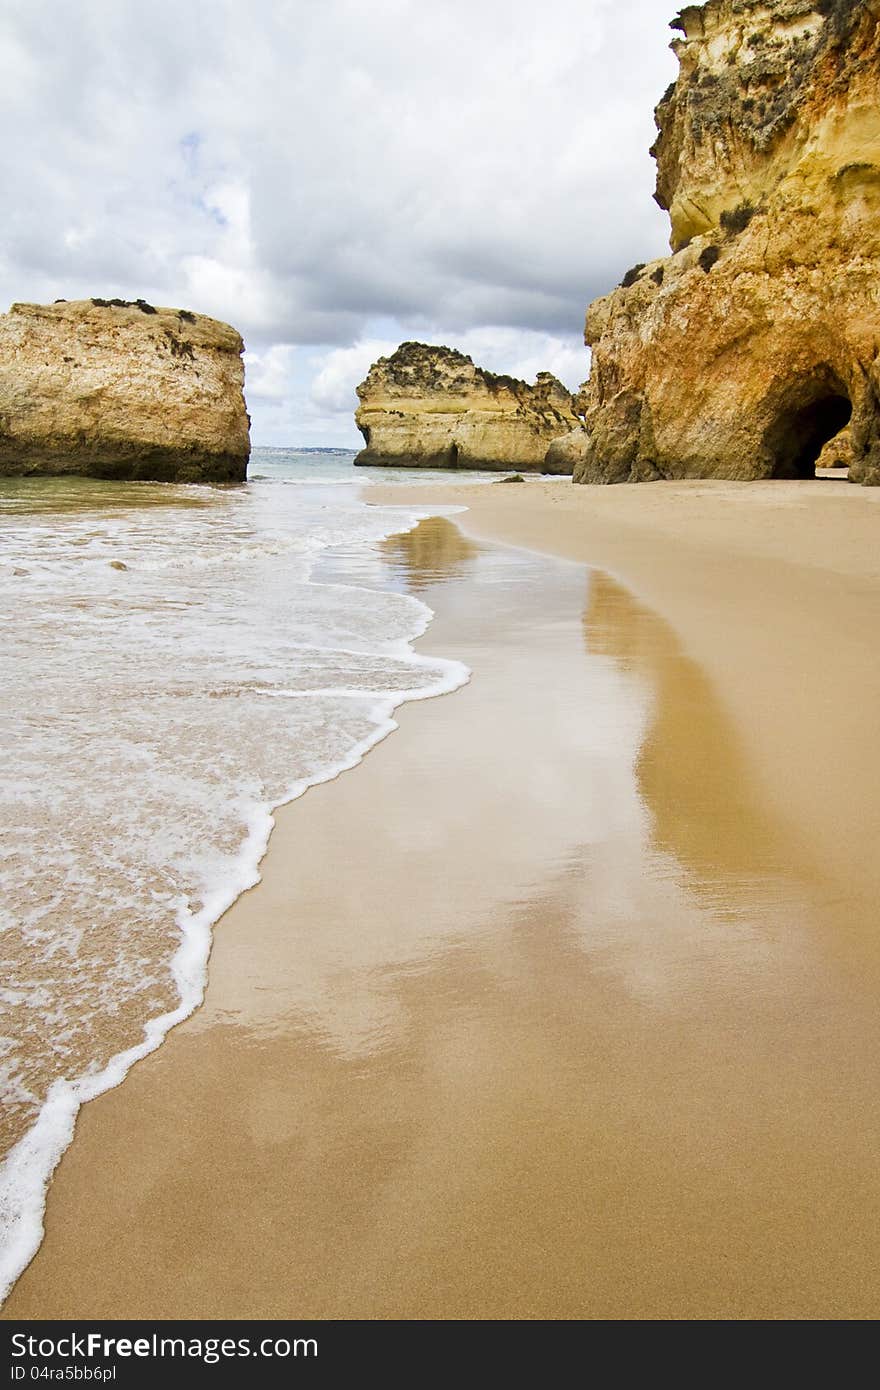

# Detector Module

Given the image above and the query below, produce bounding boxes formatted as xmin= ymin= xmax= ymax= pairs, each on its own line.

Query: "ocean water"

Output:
xmin=248 ymin=445 xmax=506 ymax=487
xmin=0 ymin=447 xmax=476 ymax=1301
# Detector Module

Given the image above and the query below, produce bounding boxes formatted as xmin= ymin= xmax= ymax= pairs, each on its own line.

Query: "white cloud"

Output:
xmin=310 ymin=339 xmax=399 ymax=415
xmin=244 ymin=344 xmax=298 ymax=401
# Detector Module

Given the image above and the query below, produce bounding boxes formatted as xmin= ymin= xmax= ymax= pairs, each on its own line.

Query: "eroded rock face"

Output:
xmin=355 ymin=342 xmax=579 ymax=472
xmin=0 ymin=299 xmax=250 ymax=482
xmin=571 ymin=0 xmax=880 ymax=485
xmin=816 ymin=425 xmax=853 ymax=471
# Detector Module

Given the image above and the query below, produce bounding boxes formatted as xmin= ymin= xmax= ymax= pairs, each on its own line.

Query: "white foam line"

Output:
xmin=0 ymin=498 xmax=469 ymax=1307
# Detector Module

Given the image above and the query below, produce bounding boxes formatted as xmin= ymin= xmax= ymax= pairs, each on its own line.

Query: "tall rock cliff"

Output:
xmin=0 ymin=299 xmax=250 ymax=483
xmin=355 ymin=342 xmax=580 ymax=473
xmin=560 ymin=0 xmax=880 ymax=485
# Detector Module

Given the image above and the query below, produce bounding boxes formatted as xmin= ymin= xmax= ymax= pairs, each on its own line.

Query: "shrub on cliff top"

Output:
xmin=620 ymin=263 xmax=646 ymax=289
xmin=89 ymin=297 xmax=157 ymax=314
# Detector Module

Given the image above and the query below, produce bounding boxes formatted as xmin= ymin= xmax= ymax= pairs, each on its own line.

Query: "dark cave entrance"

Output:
xmin=765 ymin=375 xmax=852 ymax=479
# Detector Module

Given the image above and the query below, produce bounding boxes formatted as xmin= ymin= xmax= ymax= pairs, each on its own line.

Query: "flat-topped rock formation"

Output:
xmin=0 ymin=299 xmax=250 ymax=482
xmin=355 ymin=342 xmax=580 ymax=473
xmin=558 ymin=0 xmax=880 ymax=485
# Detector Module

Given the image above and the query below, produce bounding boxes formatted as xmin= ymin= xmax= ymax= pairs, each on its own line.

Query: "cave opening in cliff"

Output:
xmin=765 ymin=378 xmax=852 ymax=479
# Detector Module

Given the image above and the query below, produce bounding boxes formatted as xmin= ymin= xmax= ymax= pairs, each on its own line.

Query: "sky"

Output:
xmin=0 ymin=0 xmax=679 ymax=447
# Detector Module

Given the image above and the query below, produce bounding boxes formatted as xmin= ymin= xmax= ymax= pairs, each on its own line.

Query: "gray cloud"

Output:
xmin=0 ymin=0 xmax=678 ymax=442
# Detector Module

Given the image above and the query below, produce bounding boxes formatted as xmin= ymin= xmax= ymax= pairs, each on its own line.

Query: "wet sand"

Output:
xmin=5 ymin=479 xmax=880 ymax=1320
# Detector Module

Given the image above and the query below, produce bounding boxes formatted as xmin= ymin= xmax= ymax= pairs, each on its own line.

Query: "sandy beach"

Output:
xmin=5 ymin=477 xmax=880 ymax=1321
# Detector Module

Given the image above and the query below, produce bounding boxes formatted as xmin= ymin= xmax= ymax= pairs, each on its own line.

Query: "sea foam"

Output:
xmin=0 ymin=453 xmax=469 ymax=1303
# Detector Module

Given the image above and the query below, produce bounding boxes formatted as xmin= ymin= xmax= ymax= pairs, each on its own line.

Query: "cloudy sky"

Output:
xmin=1 ymin=0 xmax=678 ymax=447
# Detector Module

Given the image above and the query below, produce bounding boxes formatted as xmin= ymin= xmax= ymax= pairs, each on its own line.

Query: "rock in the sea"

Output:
xmin=0 ymin=299 xmax=250 ymax=483
xmin=355 ymin=342 xmax=580 ymax=473
xmin=571 ymin=0 xmax=880 ymax=485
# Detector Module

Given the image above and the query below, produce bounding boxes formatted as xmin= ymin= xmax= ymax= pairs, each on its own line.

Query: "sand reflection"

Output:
xmin=380 ymin=515 xmax=479 ymax=590
xmin=583 ymin=570 xmax=801 ymax=886
xmin=194 ymin=539 xmax=818 ymax=1051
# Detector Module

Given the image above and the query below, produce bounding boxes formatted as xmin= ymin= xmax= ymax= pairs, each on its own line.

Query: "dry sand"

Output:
xmin=5 ymin=478 xmax=880 ymax=1320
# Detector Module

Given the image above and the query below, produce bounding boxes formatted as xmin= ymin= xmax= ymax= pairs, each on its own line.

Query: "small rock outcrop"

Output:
xmin=0 ymin=299 xmax=250 ymax=482
xmin=355 ymin=342 xmax=580 ymax=472
xmin=567 ymin=0 xmax=880 ymax=485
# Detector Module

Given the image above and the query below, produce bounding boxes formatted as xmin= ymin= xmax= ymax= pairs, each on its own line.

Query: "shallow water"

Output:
xmin=0 ymin=449 xmax=472 ymax=1298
